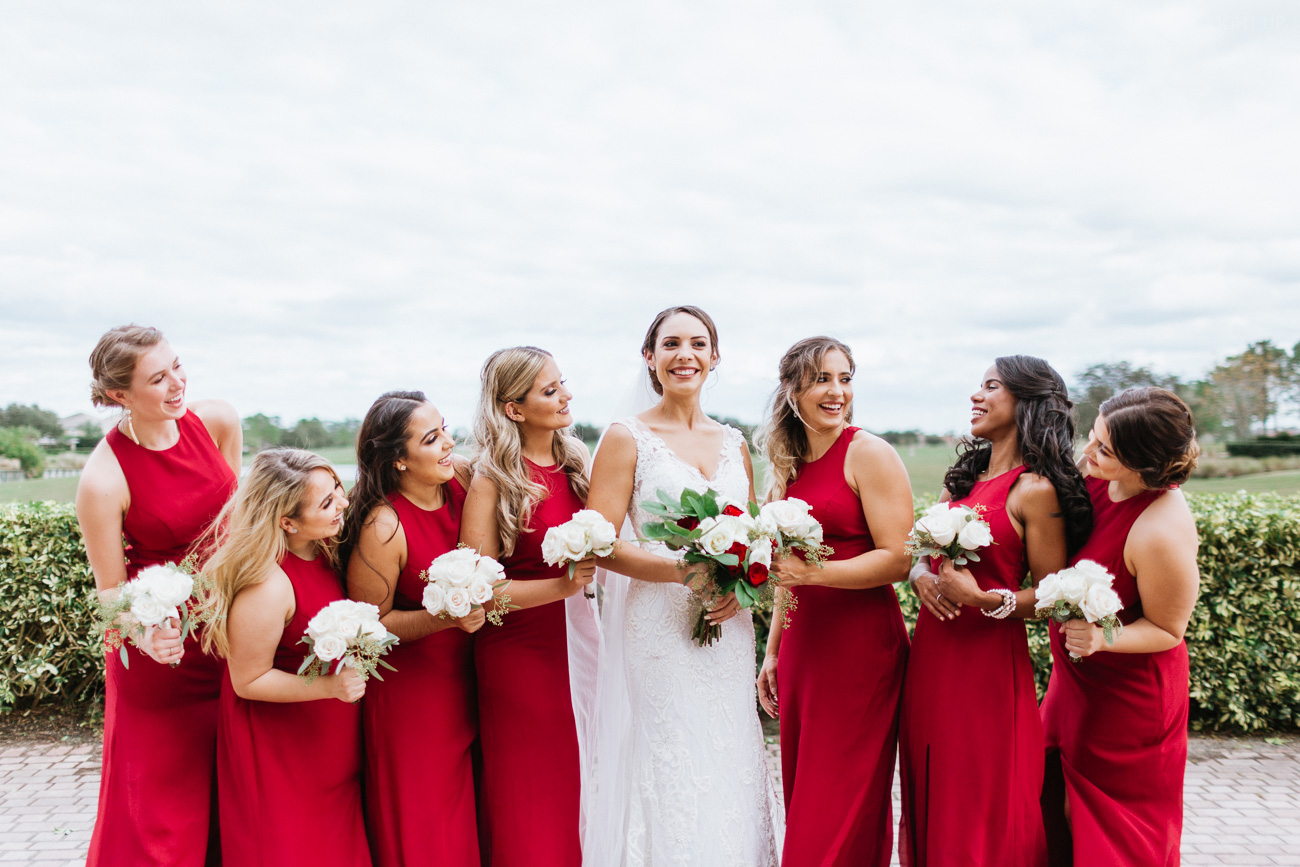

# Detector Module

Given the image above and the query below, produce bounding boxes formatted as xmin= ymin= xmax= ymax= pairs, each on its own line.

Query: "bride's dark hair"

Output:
xmin=943 ymin=355 xmax=1092 ymax=556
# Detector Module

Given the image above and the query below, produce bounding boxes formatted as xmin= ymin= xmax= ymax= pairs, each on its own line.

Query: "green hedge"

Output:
xmin=3 ymin=495 xmax=1300 ymax=731
xmin=1225 ymin=439 xmax=1300 ymax=458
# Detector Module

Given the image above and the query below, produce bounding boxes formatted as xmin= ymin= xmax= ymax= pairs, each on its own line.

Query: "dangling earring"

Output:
xmin=123 ymin=408 xmax=140 ymax=446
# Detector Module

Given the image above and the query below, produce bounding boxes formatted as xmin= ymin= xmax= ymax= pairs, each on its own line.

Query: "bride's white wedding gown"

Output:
xmin=586 ymin=417 xmax=781 ymax=867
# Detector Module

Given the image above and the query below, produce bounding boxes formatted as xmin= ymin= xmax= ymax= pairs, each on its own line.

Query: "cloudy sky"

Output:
xmin=2 ymin=0 xmax=1297 ymax=436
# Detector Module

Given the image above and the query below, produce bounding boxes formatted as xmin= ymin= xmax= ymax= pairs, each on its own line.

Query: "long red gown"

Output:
xmin=88 ymin=410 xmax=236 ymax=867
xmin=1040 ymin=477 xmax=1188 ymax=866
xmin=361 ymin=479 xmax=480 ymax=867
xmin=474 ymin=460 xmax=583 ymax=867
xmin=778 ymin=426 xmax=909 ymax=867
xmin=217 ymin=551 xmax=370 ymax=867
xmin=898 ymin=466 xmax=1048 ymax=867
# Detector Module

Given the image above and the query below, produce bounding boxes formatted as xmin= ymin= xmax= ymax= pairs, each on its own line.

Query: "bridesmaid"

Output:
xmin=897 ymin=356 xmax=1093 ymax=867
xmin=340 ymin=391 xmax=485 ymax=867
xmin=75 ymin=324 xmax=240 ymax=866
xmin=1040 ymin=387 xmax=1201 ymax=866
xmin=460 ymin=346 xmax=595 ymax=867
xmin=754 ymin=337 xmax=914 ymax=867
xmin=200 ymin=449 xmax=370 ymax=867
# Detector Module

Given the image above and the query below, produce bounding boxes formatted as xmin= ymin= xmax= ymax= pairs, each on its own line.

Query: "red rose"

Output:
xmin=722 ymin=504 xmax=744 ymax=517
xmin=747 ymin=562 xmax=769 ymax=586
xmin=677 ymin=516 xmax=700 ymax=530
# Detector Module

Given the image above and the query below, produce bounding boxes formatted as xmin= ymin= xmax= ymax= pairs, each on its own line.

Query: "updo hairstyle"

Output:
xmin=89 ymin=325 xmax=164 ymax=407
xmin=1098 ymin=387 xmax=1200 ymax=489
xmin=640 ymin=305 xmax=720 ymax=396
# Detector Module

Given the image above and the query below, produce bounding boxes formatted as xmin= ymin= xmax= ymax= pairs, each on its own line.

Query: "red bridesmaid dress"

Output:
xmin=88 ymin=410 xmax=236 ymax=867
xmin=1040 ymin=476 xmax=1188 ymax=866
xmin=217 ymin=551 xmax=370 ymax=867
xmin=474 ymin=460 xmax=583 ymax=867
xmin=898 ymin=466 xmax=1048 ymax=867
xmin=778 ymin=426 xmax=909 ymax=867
xmin=362 ymin=479 xmax=480 ymax=867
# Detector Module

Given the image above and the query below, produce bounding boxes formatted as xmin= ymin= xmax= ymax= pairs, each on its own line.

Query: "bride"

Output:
xmin=583 ymin=306 xmax=781 ymax=866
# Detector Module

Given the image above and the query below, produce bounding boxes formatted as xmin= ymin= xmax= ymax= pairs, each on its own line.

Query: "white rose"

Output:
xmin=430 ymin=548 xmax=479 ymax=588
xmin=473 ymin=555 xmax=507 ymax=585
xmin=467 ymin=577 xmax=495 ymax=606
xmin=760 ymin=499 xmax=810 ymax=536
xmin=541 ymin=527 xmax=568 ymax=566
xmin=1034 ymin=573 xmax=1065 ymax=610
xmin=1057 ymin=569 xmax=1088 ymax=606
xmin=129 ymin=596 xmax=173 ymax=628
xmin=360 ymin=620 xmax=389 ymax=643
xmin=422 ymin=582 xmax=448 ymax=616
xmin=747 ymin=537 xmax=773 ymax=569
xmin=557 ymin=523 xmax=590 ymax=561
xmin=354 ymin=601 xmax=382 ymax=623
xmin=312 ymin=634 xmax=348 ymax=662
xmin=956 ymin=518 xmax=993 ymax=550
xmin=1079 ymin=583 xmax=1123 ymax=623
xmin=445 ymin=587 xmax=473 ymax=618
xmin=134 ymin=566 xmax=194 ymax=608
xmin=1072 ymin=560 xmax=1114 ymax=590
xmin=586 ymin=519 xmax=618 ymax=557
xmin=306 ymin=604 xmax=348 ymax=640
xmin=698 ymin=515 xmax=748 ymax=557
xmin=569 ymin=509 xmax=606 ymax=530
xmin=917 ymin=510 xmax=958 ymax=547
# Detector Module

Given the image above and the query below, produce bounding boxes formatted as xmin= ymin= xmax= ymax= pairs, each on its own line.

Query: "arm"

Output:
xmin=1063 ymin=492 xmax=1200 ymax=657
xmin=770 ymin=434 xmax=914 ymax=590
xmin=756 ymin=606 xmax=783 ymax=718
xmin=190 ymin=399 xmax=243 ymax=478
xmin=934 ymin=474 xmax=1067 ymax=619
xmin=346 ymin=504 xmax=479 ymax=641
xmin=460 ymin=472 xmax=594 ymax=611
xmin=227 ymin=565 xmax=364 ymax=703
xmin=76 ymin=447 xmax=184 ymax=664
xmin=586 ymin=425 xmax=695 ymax=585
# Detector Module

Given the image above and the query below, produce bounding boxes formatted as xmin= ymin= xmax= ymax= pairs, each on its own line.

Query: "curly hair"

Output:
xmin=943 ymin=355 xmax=1093 ymax=556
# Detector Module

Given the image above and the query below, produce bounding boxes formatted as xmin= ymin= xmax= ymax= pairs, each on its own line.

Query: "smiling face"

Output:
xmin=644 ymin=311 xmax=718 ymax=397
xmin=111 ymin=340 xmax=187 ymax=422
xmin=505 ymin=356 xmax=573 ymax=433
xmin=1081 ymin=414 xmax=1134 ymax=483
xmin=794 ymin=348 xmax=853 ymax=432
xmin=969 ymin=363 xmax=1017 ymax=440
xmin=399 ymin=402 xmax=456 ymax=487
xmin=283 ymin=468 xmax=349 ymax=542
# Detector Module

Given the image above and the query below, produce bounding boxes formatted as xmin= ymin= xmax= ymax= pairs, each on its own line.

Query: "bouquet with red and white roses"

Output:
xmin=641 ymin=488 xmax=830 ymax=646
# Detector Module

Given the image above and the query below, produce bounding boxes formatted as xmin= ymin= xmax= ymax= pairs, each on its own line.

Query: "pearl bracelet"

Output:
xmin=982 ymin=588 xmax=1016 ymax=620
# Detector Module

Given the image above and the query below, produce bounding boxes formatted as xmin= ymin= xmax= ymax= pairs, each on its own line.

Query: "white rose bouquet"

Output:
xmin=1033 ymin=559 xmax=1125 ymax=661
xmin=640 ymin=487 xmax=793 ymax=646
xmin=542 ymin=509 xmax=618 ymax=598
xmin=297 ymin=599 xmax=399 ymax=683
xmin=421 ymin=546 xmax=514 ymax=627
xmin=93 ymin=558 xmax=208 ymax=669
xmin=756 ymin=497 xmax=833 ymax=565
xmin=905 ymin=502 xmax=994 ymax=566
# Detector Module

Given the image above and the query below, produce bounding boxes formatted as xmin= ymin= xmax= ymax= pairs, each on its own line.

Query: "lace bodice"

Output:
xmin=597 ymin=416 xmax=781 ymax=867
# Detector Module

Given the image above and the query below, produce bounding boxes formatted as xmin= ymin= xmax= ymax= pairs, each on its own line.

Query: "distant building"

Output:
xmin=59 ymin=412 xmax=115 ymax=436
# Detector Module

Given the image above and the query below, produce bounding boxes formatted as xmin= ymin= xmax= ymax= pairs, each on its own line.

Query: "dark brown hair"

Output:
xmin=640 ymin=306 xmax=720 ymax=396
xmin=1099 ymin=387 xmax=1200 ymax=489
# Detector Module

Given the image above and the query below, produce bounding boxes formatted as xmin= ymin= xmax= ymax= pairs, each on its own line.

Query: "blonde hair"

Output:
xmin=88 ymin=324 xmax=164 ymax=408
xmin=472 ymin=347 xmax=590 ymax=557
xmin=756 ymin=336 xmax=855 ymax=501
xmin=198 ymin=449 xmax=342 ymax=658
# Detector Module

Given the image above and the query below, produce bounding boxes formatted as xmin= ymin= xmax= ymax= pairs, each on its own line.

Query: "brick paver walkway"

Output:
xmin=2 ymin=736 xmax=1297 ymax=865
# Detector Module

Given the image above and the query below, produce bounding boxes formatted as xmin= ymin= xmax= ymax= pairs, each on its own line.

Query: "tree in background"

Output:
xmin=0 ymin=404 xmax=63 ymax=441
xmin=1207 ymin=340 xmax=1290 ymax=439
xmin=0 ymin=427 xmax=46 ymax=477
xmin=242 ymin=413 xmax=285 ymax=451
xmin=1072 ymin=362 xmax=1181 ymax=437
xmin=75 ymin=421 xmax=104 ymax=451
